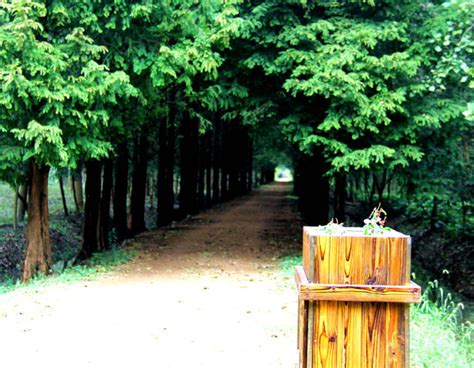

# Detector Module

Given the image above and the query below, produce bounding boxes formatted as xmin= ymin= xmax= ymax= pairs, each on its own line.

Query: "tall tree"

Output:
xmin=0 ymin=1 xmax=136 ymax=280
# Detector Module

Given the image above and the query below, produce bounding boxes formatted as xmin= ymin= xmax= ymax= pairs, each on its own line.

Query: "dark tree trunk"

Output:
xmin=71 ymin=169 xmax=84 ymax=213
xmin=373 ymin=170 xmax=387 ymax=204
xmin=430 ymin=196 xmax=438 ymax=232
xmin=205 ymin=131 xmax=212 ymax=207
xmin=220 ymin=123 xmax=229 ymax=201
xmin=113 ymin=142 xmax=129 ymax=240
xmin=228 ymin=125 xmax=240 ymax=198
xmin=157 ymin=104 xmax=176 ymax=227
xmin=99 ymin=159 xmax=113 ymax=249
xmin=179 ymin=112 xmax=199 ymax=215
xmin=13 ymin=185 xmax=19 ymax=231
xmin=59 ymin=174 xmax=69 ymax=217
xmin=295 ymin=150 xmax=329 ymax=225
xmin=79 ymin=160 xmax=102 ymax=260
xmin=21 ymin=161 xmax=51 ymax=282
xmin=334 ymin=172 xmax=346 ymax=222
xmin=198 ymin=134 xmax=206 ymax=210
xmin=212 ymin=121 xmax=221 ymax=204
xmin=130 ymin=133 xmax=149 ymax=234
xmin=247 ymin=136 xmax=253 ymax=192
xmin=17 ymin=183 xmax=28 ymax=221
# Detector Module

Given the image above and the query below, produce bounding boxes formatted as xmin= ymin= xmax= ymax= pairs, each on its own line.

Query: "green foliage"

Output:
xmin=0 ymin=0 xmax=137 ymax=175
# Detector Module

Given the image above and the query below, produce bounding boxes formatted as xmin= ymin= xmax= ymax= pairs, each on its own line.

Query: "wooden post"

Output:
xmin=296 ymin=227 xmax=421 ymax=368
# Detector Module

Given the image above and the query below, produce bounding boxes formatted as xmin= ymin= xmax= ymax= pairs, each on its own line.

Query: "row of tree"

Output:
xmin=0 ymin=0 xmax=472 ymax=283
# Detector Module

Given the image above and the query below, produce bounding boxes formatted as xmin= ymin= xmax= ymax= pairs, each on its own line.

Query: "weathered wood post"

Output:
xmin=296 ymin=227 xmax=421 ymax=368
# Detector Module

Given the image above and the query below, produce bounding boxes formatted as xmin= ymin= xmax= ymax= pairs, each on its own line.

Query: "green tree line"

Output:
xmin=0 ymin=0 xmax=472 ymax=286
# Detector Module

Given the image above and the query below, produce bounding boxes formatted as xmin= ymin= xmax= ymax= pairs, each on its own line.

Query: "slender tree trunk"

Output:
xmin=21 ymin=161 xmax=51 ymax=282
xmin=157 ymin=104 xmax=176 ymax=226
xmin=59 ymin=174 xmax=69 ymax=217
xmin=17 ymin=183 xmax=28 ymax=221
xmin=212 ymin=121 xmax=221 ymax=204
xmin=79 ymin=160 xmax=102 ymax=260
xmin=430 ymin=196 xmax=438 ymax=232
xmin=247 ymin=136 xmax=253 ymax=192
xmin=179 ymin=112 xmax=199 ymax=215
xmin=198 ymin=134 xmax=206 ymax=210
xmin=71 ymin=170 xmax=84 ymax=213
xmin=130 ymin=133 xmax=148 ymax=234
xmin=13 ymin=185 xmax=18 ymax=231
xmin=113 ymin=142 xmax=129 ymax=241
xmin=334 ymin=172 xmax=346 ymax=222
xmin=205 ymin=131 xmax=212 ymax=207
xmin=228 ymin=125 xmax=239 ymax=198
xmin=220 ymin=122 xmax=229 ymax=201
xmin=99 ymin=159 xmax=113 ymax=249
xmin=373 ymin=170 xmax=387 ymax=204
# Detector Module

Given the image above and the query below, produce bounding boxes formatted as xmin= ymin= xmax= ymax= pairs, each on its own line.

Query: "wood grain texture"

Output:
xmin=297 ymin=227 xmax=418 ymax=367
xmin=296 ymin=266 xmax=421 ymax=303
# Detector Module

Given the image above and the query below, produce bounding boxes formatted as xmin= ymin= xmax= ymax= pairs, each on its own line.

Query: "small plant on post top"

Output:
xmin=363 ymin=204 xmax=391 ymax=235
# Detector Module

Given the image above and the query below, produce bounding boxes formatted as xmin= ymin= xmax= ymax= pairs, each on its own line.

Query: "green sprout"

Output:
xmin=362 ymin=204 xmax=392 ymax=235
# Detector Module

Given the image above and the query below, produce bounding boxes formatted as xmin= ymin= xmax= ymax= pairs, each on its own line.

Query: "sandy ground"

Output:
xmin=0 ymin=183 xmax=301 ymax=368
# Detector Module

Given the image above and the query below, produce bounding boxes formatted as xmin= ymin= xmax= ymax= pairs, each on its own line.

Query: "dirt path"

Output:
xmin=0 ymin=183 xmax=301 ymax=368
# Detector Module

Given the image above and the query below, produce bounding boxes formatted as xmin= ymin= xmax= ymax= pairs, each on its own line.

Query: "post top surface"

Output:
xmin=304 ymin=226 xmax=409 ymax=238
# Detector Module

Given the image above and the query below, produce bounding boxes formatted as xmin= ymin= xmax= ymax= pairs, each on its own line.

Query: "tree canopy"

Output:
xmin=0 ymin=0 xmax=471 ymax=288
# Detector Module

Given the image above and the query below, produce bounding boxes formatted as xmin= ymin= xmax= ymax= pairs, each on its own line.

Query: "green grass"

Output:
xmin=0 ymin=183 xmax=14 ymax=225
xmin=0 ymin=247 xmax=136 ymax=295
xmin=0 ymin=175 xmax=76 ymax=226
xmin=278 ymin=254 xmax=473 ymax=368
xmin=411 ymin=280 xmax=473 ymax=368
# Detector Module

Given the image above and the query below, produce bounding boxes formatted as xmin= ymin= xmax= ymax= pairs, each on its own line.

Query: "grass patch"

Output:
xmin=277 ymin=253 xmax=301 ymax=288
xmin=278 ymin=254 xmax=473 ymax=367
xmin=411 ymin=280 xmax=473 ymax=368
xmin=0 ymin=176 xmax=76 ymax=226
xmin=0 ymin=247 xmax=136 ymax=295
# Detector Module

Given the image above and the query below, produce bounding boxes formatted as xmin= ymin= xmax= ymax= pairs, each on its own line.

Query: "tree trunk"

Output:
xmin=59 ymin=174 xmax=69 ymax=217
xmin=228 ymin=125 xmax=240 ymax=198
xmin=130 ymin=133 xmax=148 ymax=234
xmin=205 ymin=131 xmax=212 ymax=207
xmin=373 ymin=170 xmax=387 ymax=204
xmin=99 ymin=159 xmax=113 ymax=249
xmin=71 ymin=170 xmax=84 ymax=213
xmin=21 ymin=161 xmax=51 ymax=282
xmin=157 ymin=105 xmax=176 ymax=227
xmin=179 ymin=111 xmax=199 ymax=216
xmin=247 ymin=136 xmax=253 ymax=192
xmin=430 ymin=196 xmax=438 ymax=232
xmin=17 ymin=183 xmax=28 ymax=221
xmin=198 ymin=134 xmax=206 ymax=210
xmin=334 ymin=172 xmax=346 ymax=223
xmin=220 ymin=122 xmax=229 ymax=201
xmin=295 ymin=150 xmax=329 ymax=225
xmin=212 ymin=121 xmax=221 ymax=204
xmin=79 ymin=160 xmax=102 ymax=260
xmin=13 ymin=185 xmax=19 ymax=231
xmin=113 ymin=142 xmax=129 ymax=241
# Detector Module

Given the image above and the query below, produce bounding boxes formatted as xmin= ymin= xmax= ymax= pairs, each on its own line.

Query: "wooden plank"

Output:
xmin=298 ymin=299 xmax=309 ymax=368
xmin=362 ymin=303 xmax=387 ymax=368
xmin=307 ymin=234 xmax=315 ymax=367
xmin=296 ymin=267 xmax=421 ymax=303
xmin=345 ymin=302 xmax=364 ymax=368
xmin=307 ymin=301 xmax=314 ymax=368
xmin=314 ymin=301 xmax=339 ymax=367
xmin=298 ymin=281 xmax=421 ymax=304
